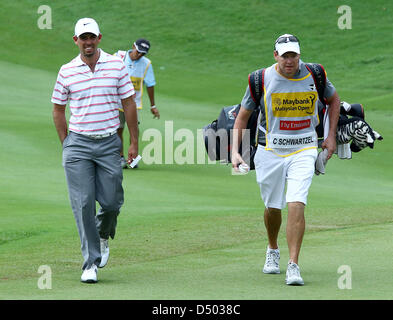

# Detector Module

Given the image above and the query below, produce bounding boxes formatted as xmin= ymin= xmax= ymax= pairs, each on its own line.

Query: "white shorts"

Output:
xmin=254 ymin=146 xmax=318 ymax=209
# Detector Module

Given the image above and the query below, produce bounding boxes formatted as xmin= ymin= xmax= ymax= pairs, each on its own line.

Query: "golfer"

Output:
xmin=114 ymin=38 xmax=159 ymax=168
xmin=231 ymin=34 xmax=340 ymax=285
xmin=51 ymin=18 xmax=139 ymax=283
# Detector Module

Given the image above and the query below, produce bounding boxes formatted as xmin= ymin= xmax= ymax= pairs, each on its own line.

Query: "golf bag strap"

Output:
xmin=305 ymin=63 xmax=327 ymax=107
xmin=248 ymin=68 xmax=265 ymax=105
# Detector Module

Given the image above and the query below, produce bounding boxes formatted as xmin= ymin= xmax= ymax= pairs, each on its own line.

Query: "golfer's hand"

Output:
xmin=321 ymin=136 xmax=336 ymax=160
xmin=127 ymin=143 xmax=138 ymax=165
xmin=231 ymin=151 xmax=245 ymax=172
xmin=151 ymin=107 xmax=160 ymax=119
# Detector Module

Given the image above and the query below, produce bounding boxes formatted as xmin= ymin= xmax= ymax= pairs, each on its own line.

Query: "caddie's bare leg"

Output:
xmin=264 ymin=207 xmax=282 ymax=249
xmin=286 ymin=202 xmax=305 ymax=264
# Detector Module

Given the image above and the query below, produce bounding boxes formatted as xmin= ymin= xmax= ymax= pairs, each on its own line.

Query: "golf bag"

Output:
xmin=203 ymin=104 xmax=260 ymax=169
xmin=202 ymin=101 xmax=381 ymax=170
xmin=305 ymin=64 xmax=382 ymax=152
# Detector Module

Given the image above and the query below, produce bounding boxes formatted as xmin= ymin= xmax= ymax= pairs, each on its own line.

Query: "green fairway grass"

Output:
xmin=1 ymin=0 xmax=392 ymax=300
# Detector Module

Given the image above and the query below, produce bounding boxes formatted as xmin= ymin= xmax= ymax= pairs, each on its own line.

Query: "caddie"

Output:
xmin=114 ymin=38 xmax=159 ymax=168
xmin=231 ymin=34 xmax=340 ymax=285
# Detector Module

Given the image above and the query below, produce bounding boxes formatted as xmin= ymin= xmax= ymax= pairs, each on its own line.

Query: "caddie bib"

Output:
xmin=263 ymin=64 xmax=319 ymax=155
xmin=114 ymin=50 xmax=152 ymax=109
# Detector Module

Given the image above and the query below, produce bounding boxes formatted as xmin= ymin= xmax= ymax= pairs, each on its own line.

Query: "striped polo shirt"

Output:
xmin=51 ymin=49 xmax=135 ymax=135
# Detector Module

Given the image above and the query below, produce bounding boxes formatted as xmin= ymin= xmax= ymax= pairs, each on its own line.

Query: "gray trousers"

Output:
xmin=62 ymin=132 xmax=124 ymax=270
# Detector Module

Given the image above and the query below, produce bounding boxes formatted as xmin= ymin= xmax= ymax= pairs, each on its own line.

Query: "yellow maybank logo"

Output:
xmin=271 ymin=92 xmax=317 ymax=117
xmin=131 ymin=76 xmax=142 ymax=91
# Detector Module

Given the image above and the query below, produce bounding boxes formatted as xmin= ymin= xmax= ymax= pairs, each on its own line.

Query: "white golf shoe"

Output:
xmin=263 ymin=247 xmax=280 ymax=274
xmin=81 ymin=264 xmax=98 ymax=283
xmin=99 ymin=238 xmax=109 ymax=268
xmin=286 ymin=261 xmax=304 ymax=285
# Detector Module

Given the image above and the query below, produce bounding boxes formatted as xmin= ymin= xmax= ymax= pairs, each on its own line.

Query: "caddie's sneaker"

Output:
xmin=81 ymin=264 xmax=98 ymax=283
xmin=263 ymin=247 xmax=280 ymax=274
xmin=99 ymin=238 xmax=109 ymax=268
xmin=286 ymin=261 xmax=304 ymax=285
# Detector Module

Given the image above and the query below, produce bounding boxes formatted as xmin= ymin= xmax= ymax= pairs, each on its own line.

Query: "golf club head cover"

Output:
xmin=336 ymin=117 xmax=383 ymax=152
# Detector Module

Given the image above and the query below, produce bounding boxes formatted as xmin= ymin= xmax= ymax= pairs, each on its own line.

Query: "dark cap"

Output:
xmin=134 ymin=38 xmax=150 ymax=54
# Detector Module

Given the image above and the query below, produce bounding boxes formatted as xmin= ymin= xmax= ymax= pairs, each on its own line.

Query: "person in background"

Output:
xmin=114 ymin=38 xmax=160 ymax=168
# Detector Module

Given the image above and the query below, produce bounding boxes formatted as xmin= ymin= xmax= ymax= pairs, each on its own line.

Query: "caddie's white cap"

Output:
xmin=74 ymin=18 xmax=100 ymax=37
xmin=274 ymin=34 xmax=300 ymax=56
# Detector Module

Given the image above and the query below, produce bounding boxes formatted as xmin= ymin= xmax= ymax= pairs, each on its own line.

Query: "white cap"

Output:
xmin=74 ymin=18 xmax=100 ymax=37
xmin=274 ymin=34 xmax=300 ymax=56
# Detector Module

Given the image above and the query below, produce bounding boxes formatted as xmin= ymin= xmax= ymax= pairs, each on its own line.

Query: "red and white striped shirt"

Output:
xmin=51 ymin=49 xmax=134 ymax=135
